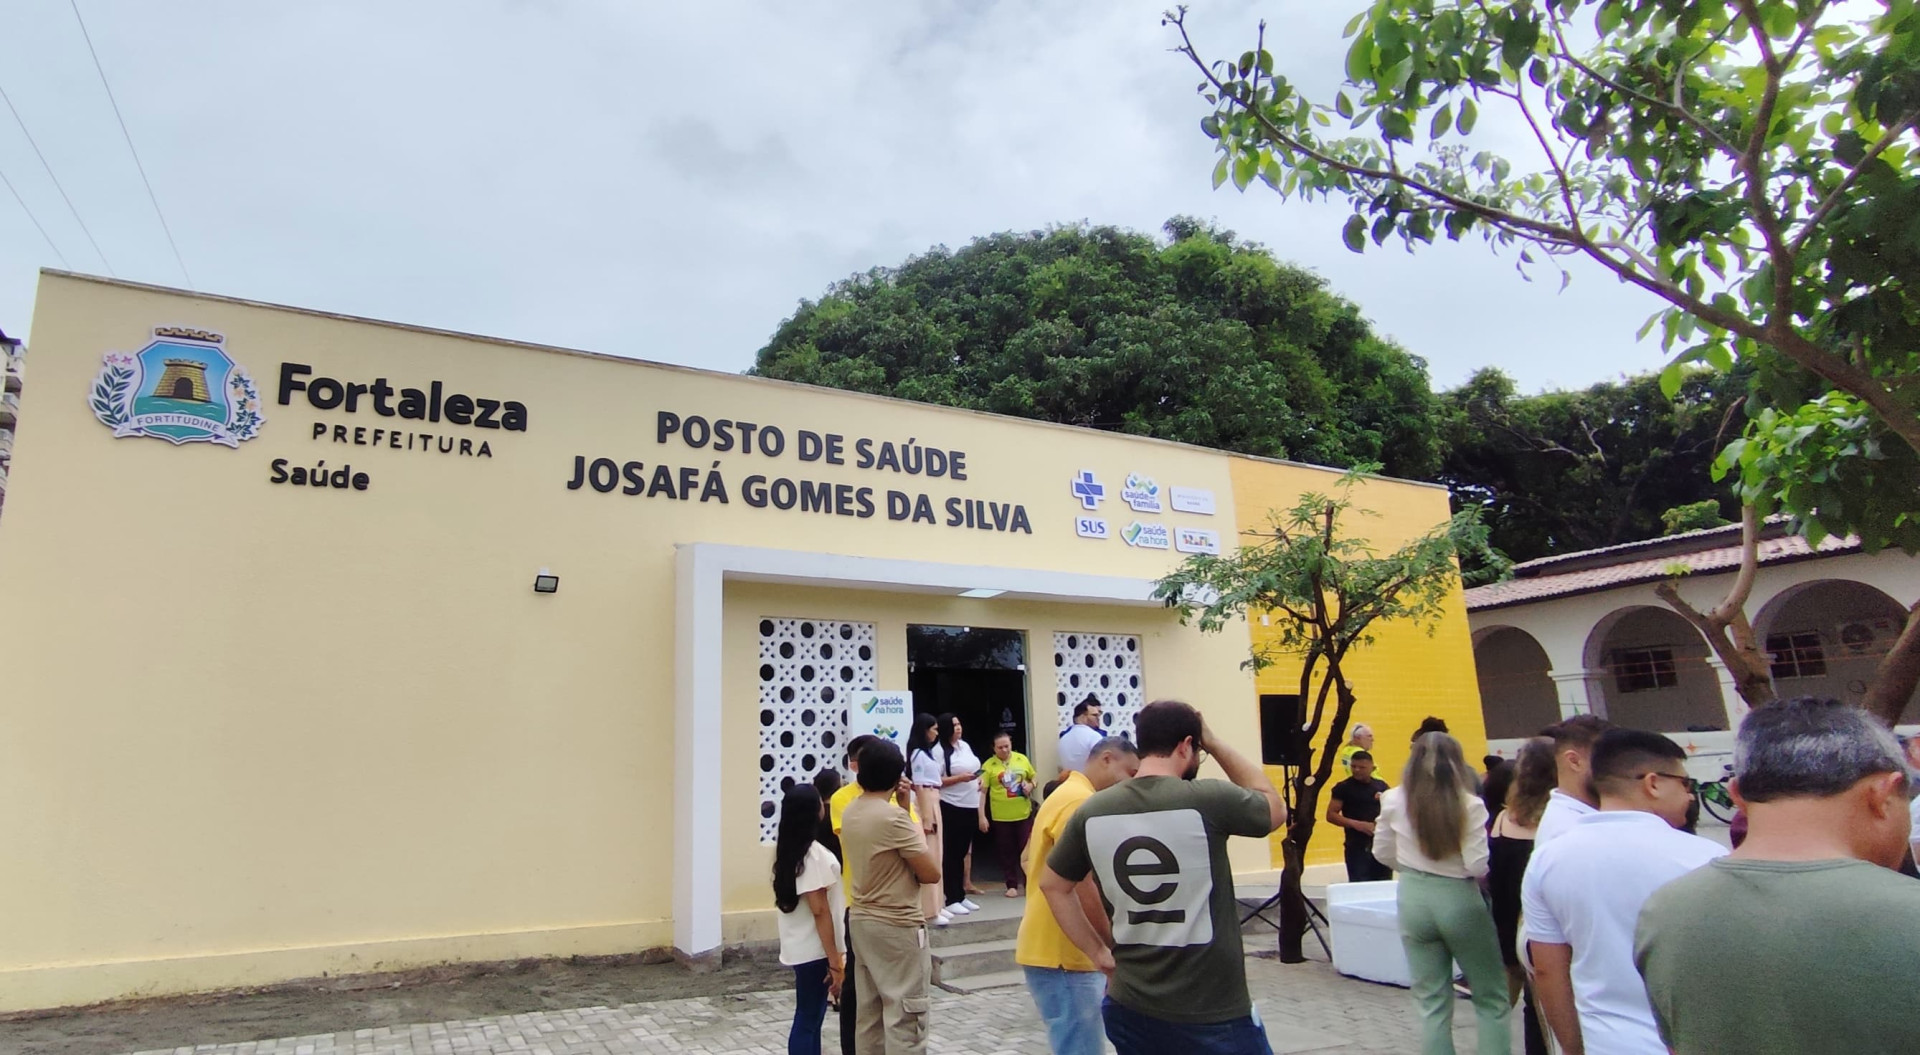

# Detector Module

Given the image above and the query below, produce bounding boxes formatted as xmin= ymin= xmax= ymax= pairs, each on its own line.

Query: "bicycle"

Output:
xmin=1696 ymin=764 xmax=1736 ymax=824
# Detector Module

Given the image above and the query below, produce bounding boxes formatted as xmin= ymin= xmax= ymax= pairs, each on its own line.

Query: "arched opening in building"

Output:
xmin=1584 ymin=606 xmax=1728 ymax=732
xmin=1473 ymin=626 xmax=1559 ymax=739
xmin=1754 ymin=579 xmax=1919 ymax=722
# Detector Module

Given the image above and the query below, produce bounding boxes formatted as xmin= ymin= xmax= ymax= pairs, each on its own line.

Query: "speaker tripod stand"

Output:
xmin=1239 ymin=886 xmax=1331 ymax=958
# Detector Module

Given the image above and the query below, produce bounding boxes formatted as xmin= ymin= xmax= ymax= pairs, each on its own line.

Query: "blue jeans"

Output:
xmin=1023 ymin=966 xmax=1106 ymax=1055
xmin=1102 ymin=997 xmax=1274 ymax=1055
xmin=790 ymin=958 xmax=830 ymax=1055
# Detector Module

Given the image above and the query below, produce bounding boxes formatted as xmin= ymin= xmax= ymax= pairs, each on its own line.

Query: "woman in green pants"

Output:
xmin=1373 ymin=732 xmax=1512 ymax=1055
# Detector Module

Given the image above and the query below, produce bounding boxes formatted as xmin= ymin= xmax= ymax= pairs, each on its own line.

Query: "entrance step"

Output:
xmin=936 ymin=967 xmax=1027 ymax=994
xmin=931 ymin=937 xmax=1019 ymax=988
xmin=930 ymin=913 xmax=1023 ymax=947
xmin=926 ymin=894 xmax=1030 ymax=994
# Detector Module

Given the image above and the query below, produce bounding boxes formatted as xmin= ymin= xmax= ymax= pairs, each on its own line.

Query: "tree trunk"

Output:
xmin=1279 ymin=668 xmax=1353 ymax=962
xmin=1653 ymin=505 xmax=1777 ymax=712
xmin=1863 ymin=601 xmax=1920 ymax=726
xmin=1276 ymin=831 xmax=1309 ymax=963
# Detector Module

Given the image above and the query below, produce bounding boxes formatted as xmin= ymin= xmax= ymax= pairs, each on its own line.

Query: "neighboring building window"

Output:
xmin=1613 ymin=647 xmax=1678 ymax=694
xmin=1767 ymin=631 xmax=1828 ymax=680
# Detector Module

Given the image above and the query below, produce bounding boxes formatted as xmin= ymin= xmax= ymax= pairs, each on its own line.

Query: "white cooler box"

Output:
xmin=1327 ymin=880 xmax=1413 ymax=987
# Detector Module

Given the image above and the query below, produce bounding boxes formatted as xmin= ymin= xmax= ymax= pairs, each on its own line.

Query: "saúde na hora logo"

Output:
xmin=89 ymin=326 xmax=265 ymax=447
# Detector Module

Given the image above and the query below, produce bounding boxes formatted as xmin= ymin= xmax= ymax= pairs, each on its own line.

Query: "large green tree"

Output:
xmin=1173 ymin=0 xmax=1920 ymax=721
xmin=753 ymin=220 xmax=1443 ymax=478
xmin=1439 ymin=366 xmax=1744 ymax=564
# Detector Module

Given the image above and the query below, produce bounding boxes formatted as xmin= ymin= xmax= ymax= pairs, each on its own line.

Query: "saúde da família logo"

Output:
xmin=89 ymin=326 xmax=264 ymax=447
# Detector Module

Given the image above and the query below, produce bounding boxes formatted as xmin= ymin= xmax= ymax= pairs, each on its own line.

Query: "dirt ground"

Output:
xmin=0 ymin=949 xmax=793 ymax=1055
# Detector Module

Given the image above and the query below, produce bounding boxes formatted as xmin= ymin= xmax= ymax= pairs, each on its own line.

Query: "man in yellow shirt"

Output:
xmin=831 ymin=735 xmax=918 ymax=895
xmin=1016 ymin=735 xmax=1139 ymax=1055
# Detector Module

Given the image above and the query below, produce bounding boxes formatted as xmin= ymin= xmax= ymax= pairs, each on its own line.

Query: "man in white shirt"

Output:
xmin=1535 ymin=714 xmax=1610 ymax=845
xmin=1056 ymin=697 xmax=1104 ymax=779
xmin=1522 ymin=728 xmax=1727 ymax=1055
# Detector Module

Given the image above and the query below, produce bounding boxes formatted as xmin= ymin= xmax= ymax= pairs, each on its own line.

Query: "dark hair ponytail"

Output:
xmin=937 ymin=712 xmax=960 ymax=775
xmin=772 ymin=784 xmax=823 ymax=914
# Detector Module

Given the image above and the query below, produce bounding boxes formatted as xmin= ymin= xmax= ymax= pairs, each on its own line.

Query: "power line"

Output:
xmin=0 ymin=80 xmax=113 ymax=275
xmin=68 ymin=0 xmax=191 ymax=289
xmin=0 ymin=158 xmax=72 ymax=267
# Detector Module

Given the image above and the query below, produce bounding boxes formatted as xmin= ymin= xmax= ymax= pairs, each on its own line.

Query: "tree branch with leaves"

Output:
xmin=1153 ymin=468 xmax=1493 ymax=961
xmin=1171 ymin=0 xmax=1920 ymax=723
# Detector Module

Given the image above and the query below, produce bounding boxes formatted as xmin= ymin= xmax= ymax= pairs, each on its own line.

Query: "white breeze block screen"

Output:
xmin=1054 ymin=631 xmax=1143 ymax=743
xmin=758 ymin=617 xmax=877 ymax=844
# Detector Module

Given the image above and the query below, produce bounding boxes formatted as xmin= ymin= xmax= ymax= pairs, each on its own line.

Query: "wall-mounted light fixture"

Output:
xmin=958 ymin=588 xmax=1004 ymax=599
xmin=533 ymin=567 xmax=559 ymax=594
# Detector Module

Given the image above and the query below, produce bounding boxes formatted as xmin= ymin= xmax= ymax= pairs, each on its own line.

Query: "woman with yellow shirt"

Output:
xmin=978 ymin=730 xmax=1039 ymax=897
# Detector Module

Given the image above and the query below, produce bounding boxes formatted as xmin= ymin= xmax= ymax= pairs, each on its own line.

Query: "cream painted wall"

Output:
xmin=0 ymin=273 xmax=1464 ymax=1009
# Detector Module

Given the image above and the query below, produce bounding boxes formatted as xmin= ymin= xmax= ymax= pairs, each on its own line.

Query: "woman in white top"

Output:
xmin=932 ymin=712 xmax=985 ymax=915
xmin=907 ymin=712 xmax=951 ymax=925
xmin=1374 ymin=731 xmax=1513 ymax=1055
xmin=772 ymin=784 xmax=846 ymax=1055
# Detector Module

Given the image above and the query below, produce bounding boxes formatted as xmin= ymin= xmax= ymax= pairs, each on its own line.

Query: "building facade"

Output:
xmin=0 ymin=272 xmax=1485 ymax=1011
xmin=1468 ymin=522 xmax=1920 ymax=762
xmin=0 ymin=328 xmax=22 ymax=516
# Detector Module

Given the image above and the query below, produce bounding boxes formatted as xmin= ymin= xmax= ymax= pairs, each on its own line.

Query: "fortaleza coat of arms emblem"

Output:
xmin=89 ymin=327 xmax=264 ymax=447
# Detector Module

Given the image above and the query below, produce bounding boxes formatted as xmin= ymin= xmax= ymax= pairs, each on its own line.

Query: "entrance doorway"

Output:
xmin=906 ymin=625 xmax=1030 ymax=889
xmin=906 ymin=625 xmax=1029 ymax=755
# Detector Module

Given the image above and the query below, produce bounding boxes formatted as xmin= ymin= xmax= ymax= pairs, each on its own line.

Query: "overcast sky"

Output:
xmin=0 ymin=1 xmax=1668 ymax=393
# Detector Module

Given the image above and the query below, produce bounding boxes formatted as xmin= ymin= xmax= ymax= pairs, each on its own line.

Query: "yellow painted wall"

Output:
xmin=1225 ymin=457 xmax=1488 ymax=871
xmin=0 ymin=271 xmax=1473 ymax=1010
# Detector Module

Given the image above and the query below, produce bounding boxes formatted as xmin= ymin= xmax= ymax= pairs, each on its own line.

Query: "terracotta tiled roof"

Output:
xmin=1465 ymin=531 xmax=1861 ymax=611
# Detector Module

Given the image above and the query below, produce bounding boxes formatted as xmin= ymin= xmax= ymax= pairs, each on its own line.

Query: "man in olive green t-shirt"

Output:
xmin=1041 ymin=700 xmax=1286 ymax=1054
xmin=1635 ymin=697 xmax=1920 ymax=1054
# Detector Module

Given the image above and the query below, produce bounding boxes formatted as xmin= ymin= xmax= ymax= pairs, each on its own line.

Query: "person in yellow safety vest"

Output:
xmin=1337 ymin=723 xmax=1375 ymax=777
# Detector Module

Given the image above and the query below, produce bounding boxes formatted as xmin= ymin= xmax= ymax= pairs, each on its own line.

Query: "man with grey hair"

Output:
xmin=1634 ymin=697 xmax=1920 ymax=1053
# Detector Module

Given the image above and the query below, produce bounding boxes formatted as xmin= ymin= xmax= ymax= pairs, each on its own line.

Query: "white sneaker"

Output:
xmin=960 ymin=898 xmax=982 ymax=912
xmin=933 ymin=911 xmax=953 ymax=926
xmin=947 ymin=902 xmax=972 ymax=916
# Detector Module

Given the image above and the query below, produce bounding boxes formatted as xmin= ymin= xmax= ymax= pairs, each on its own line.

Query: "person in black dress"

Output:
xmin=1326 ymin=750 xmax=1392 ymax=882
xmin=1488 ymin=737 xmax=1557 ymax=1055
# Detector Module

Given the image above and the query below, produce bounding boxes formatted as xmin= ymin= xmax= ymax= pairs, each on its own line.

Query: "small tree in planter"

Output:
xmin=1152 ymin=469 xmax=1492 ymax=962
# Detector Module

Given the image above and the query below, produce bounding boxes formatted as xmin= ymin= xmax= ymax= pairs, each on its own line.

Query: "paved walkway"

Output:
xmin=123 ymin=954 xmax=1512 ymax=1055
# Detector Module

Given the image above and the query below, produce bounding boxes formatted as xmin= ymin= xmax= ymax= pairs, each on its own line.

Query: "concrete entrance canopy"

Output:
xmin=673 ymin=542 xmax=1160 ymax=958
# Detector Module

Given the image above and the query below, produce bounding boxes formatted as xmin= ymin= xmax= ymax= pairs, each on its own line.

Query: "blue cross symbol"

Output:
xmin=1071 ymin=470 xmax=1106 ymax=510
